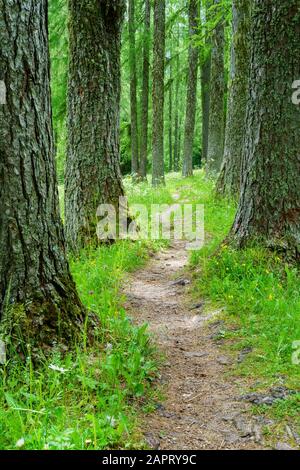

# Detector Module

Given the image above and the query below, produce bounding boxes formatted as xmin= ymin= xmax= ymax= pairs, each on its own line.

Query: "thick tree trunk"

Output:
xmin=139 ymin=0 xmax=151 ymax=179
xmin=231 ymin=0 xmax=300 ymax=259
xmin=217 ymin=0 xmax=250 ymax=196
xmin=0 ymin=0 xmax=85 ymax=349
xmin=128 ymin=0 xmax=139 ymax=176
xmin=200 ymin=1 xmax=212 ymax=164
xmin=65 ymin=0 xmax=125 ymax=250
xmin=182 ymin=0 xmax=200 ymax=177
xmin=152 ymin=0 xmax=166 ymax=186
xmin=207 ymin=0 xmax=225 ymax=174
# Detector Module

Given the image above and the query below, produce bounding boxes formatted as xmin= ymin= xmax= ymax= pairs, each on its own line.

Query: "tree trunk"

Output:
xmin=0 ymin=0 xmax=85 ymax=349
xmin=216 ymin=0 xmax=250 ymax=196
xmin=231 ymin=0 xmax=300 ymax=259
xmin=139 ymin=0 xmax=151 ymax=180
xmin=65 ymin=0 xmax=126 ymax=250
xmin=173 ymin=30 xmax=181 ymax=172
xmin=200 ymin=0 xmax=212 ymax=164
xmin=128 ymin=0 xmax=139 ymax=176
xmin=207 ymin=0 xmax=225 ymax=174
xmin=182 ymin=0 xmax=200 ymax=177
xmin=168 ymin=51 xmax=173 ymax=172
xmin=152 ymin=0 xmax=166 ymax=186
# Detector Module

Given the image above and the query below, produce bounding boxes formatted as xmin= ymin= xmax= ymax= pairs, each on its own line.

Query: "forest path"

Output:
xmin=124 ymin=234 xmax=268 ymax=450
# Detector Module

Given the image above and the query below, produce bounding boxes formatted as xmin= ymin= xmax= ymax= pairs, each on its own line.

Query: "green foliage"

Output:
xmin=49 ymin=0 xmax=68 ymax=184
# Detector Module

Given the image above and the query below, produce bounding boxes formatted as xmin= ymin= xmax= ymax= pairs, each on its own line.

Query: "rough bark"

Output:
xmin=168 ymin=51 xmax=173 ymax=172
xmin=152 ymin=0 xmax=166 ymax=186
xmin=0 ymin=0 xmax=85 ymax=349
xmin=182 ymin=0 xmax=200 ymax=177
xmin=207 ymin=0 xmax=225 ymax=174
xmin=200 ymin=0 xmax=212 ymax=164
xmin=217 ymin=0 xmax=251 ymax=196
xmin=139 ymin=0 xmax=151 ymax=179
xmin=173 ymin=30 xmax=181 ymax=172
xmin=128 ymin=0 xmax=139 ymax=176
xmin=231 ymin=0 xmax=300 ymax=259
xmin=65 ymin=0 xmax=126 ymax=250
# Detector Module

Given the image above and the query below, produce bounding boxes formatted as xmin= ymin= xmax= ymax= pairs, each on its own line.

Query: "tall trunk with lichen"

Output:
xmin=0 ymin=0 xmax=85 ymax=350
xmin=152 ymin=0 xmax=166 ymax=186
xmin=139 ymin=0 xmax=151 ymax=179
xmin=65 ymin=0 xmax=125 ymax=250
xmin=173 ymin=28 xmax=180 ymax=172
xmin=128 ymin=0 xmax=139 ymax=176
xmin=207 ymin=0 xmax=225 ymax=174
xmin=231 ymin=0 xmax=300 ymax=259
xmin=200 ymin=0 xmax=212 ymax=164
xmin=217 ymin=0 xmax=251 ymax=195
xmin=182 ymin=0 xmax=200 ymax=177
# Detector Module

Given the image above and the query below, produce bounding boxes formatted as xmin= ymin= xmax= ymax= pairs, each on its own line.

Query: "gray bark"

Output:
xmin=217 ymin=0 xmax=251 ymax=196
xmin=200 ymin=0 xmax=212 ymax=164
xmin=182 ymin=0 xmax=200 ymax=177
xmin=128 ymin=0 xmax=139 ymax=176
xmin=65 ymin=0 xmax=125 ymax=250
xmin=152 ymin=0 xmax=166 ymax=186
xmin=207 ymin=0 xmax=225 ymax=174
xmin=139 ymin=0 xmax=151 ymax=179
xmin=232 ymin=0 xmax=300 ymax=259
xmin=0 ymin=0 xmax=85 ymax=348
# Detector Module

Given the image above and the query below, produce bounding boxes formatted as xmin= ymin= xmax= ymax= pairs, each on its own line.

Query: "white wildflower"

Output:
xmin=48 ymin=364 xmax=69 ymax=374
xmin=15 ymin=438 xmax=25 ymax=448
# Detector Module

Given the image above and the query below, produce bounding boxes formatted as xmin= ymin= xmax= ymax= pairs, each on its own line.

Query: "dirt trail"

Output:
xmin=124 ymin=238 xmax=269 ymax=450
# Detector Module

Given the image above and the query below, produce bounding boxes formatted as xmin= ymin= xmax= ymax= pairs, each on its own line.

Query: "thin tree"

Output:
xmin=0 ymin=0 xmax=85 ymax=347
xmin=200 ymin=0 xmax=212 ymax=164
xmin=65 ymin=0 xmax=126 ymax=250
xmin=182 ymin=0 xmax=200 ymax=177
xmin=206 ymin=0 xmax=225 ymax=174
xmin=139 ymin=0 xmax=151 ymax=179
xmin=231 ymin=0 xmax=300 ymax=259
xmin=173 ymin=27 xmax=181 ymax=172
xmin=128 ymin=0 xmax=139 ymax=176
xmin=152 ymin=0 xmax=166 ymax=186
xmin=168 ymin=47 xmax=173 ymax=172
xmin=217 ymin=0 xmax=250 ymax=195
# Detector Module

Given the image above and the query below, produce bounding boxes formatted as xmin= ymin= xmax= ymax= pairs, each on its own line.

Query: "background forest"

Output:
xmin=0 ymin=0 xmax=300 ymax=452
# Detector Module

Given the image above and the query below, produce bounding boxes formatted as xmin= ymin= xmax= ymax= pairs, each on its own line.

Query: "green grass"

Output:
xmin=184 ymin=173 xmax=300 ymax=435
xmin=0 ymin=177 xmax=176 ymax=450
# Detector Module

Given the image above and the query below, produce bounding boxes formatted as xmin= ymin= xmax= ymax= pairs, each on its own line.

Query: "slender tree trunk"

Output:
xmin=173 ymin=30 xmax=180 ymax=172
xmin=200 ymin=0 xmax=212 ymax=164
xmin=139 ymin=0 xmax=151 ymax=179
xmin=231 ymin=0 xmax=300 ymax=259
xmin=128 ymin=0 xmax=139 ymax=176
xmin=0 ymin=0 xmax=85 ymax=349
xmin=168 ymin=51 xmax=173 ymax=172
xmin=182 ymin=0 xmax=200 ymax=177
xmin=65 ymin=0 xmax=126 ymax=250
xmin=217 ymin=0 xmax=251 ymax=195
xmin=152 ymin=0 xmax=166 ymax=186
xmin=207 ymin=0 xmax=225 ymax=174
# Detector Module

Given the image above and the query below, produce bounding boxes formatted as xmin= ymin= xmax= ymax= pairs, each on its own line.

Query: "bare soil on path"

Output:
xmin=124 ymin=240 xmax=269 ymax=450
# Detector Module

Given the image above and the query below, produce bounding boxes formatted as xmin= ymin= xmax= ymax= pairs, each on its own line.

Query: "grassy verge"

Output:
xmin=0 ymin=181 xmax=173 ymax=450
xmin=186 ymin=173 xmax=300 ymax=438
